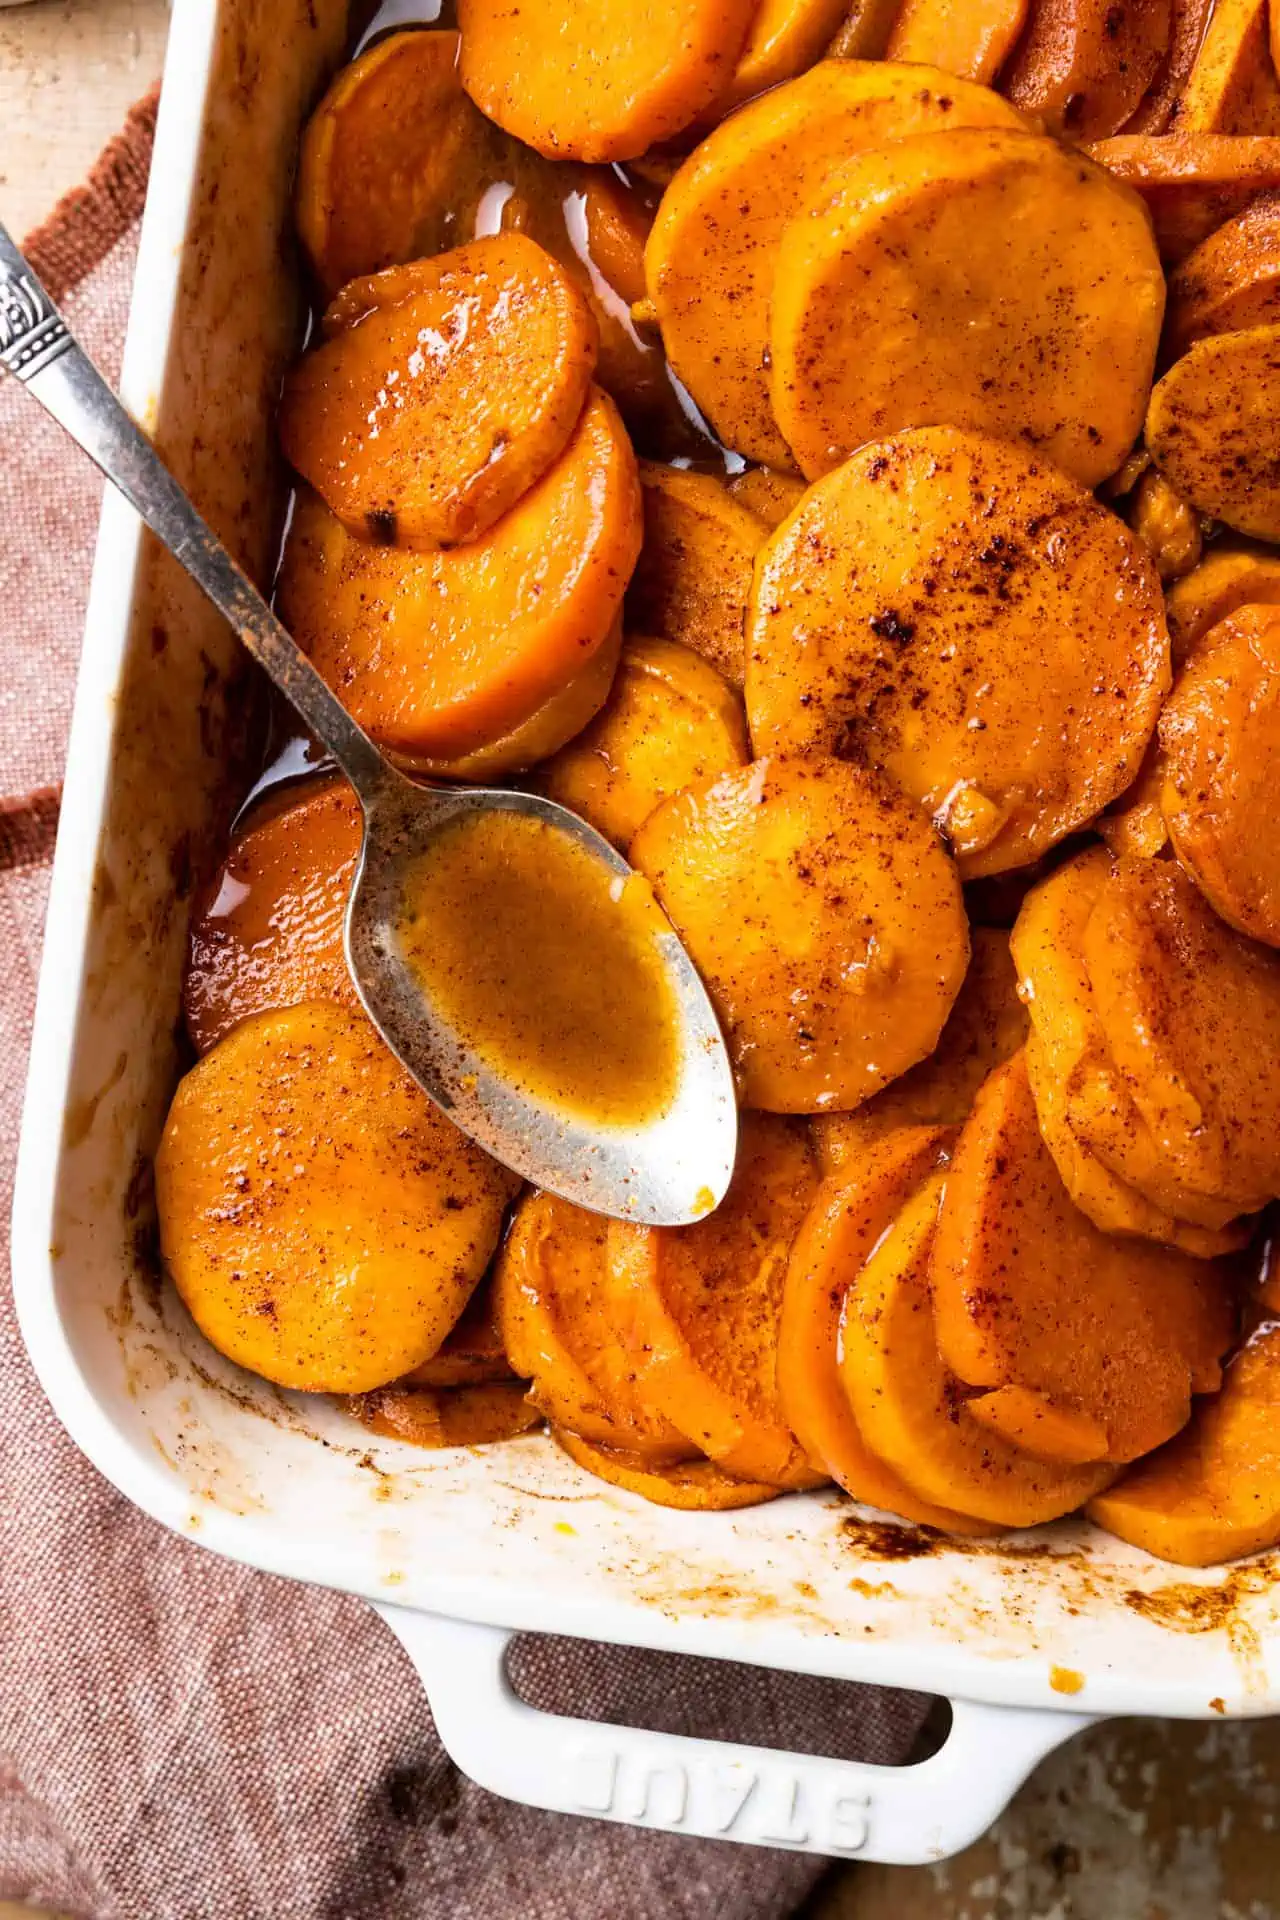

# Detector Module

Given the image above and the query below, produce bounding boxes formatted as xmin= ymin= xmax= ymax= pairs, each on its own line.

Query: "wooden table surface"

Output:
xmin=3 ymin=5 xmax=1280 ymax=1916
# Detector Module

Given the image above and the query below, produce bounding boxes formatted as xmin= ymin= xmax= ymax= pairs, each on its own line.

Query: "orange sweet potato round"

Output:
xmin=495 ymin=1189 xmax=693 ymax=1461
xmin=886 ymin=0 xmax=1027 ymax=79
xmin=1124 ymin=0 xmax=1216 ymax=132
xmin=1001 ymin=0 xmax=1172 ymax=138
xmin=930 ymin=1053 xmax=1238 ymax=1464
xmin=457 ymin=0 xmax=759 ymax=162
xmin=1089 ymin=1323 xmax=1280 ymax=1565
xmin=346 ymin=1380 xmax=540 ymax=1448
xmin=404 ymin=1276 xmax=512 ymax=1389
xmin=813 ymin=928 xmax=1028 ymax=1168
xmin=276 ymin=388 xmax=641 ymax=763
xmin=1163 ymin=539 xmax=1280 ymax=661
xmin=727 ymin=467 xmax=807 ymax=528
xmin=1147 ymin=323 xmax=1280 ymax=541
xmin=631 ymin=755 xmax=969 ymax=1113
xmin=1085 ymin=856 xmax=1280 ymax=1213
xmin=625 ymin=464 xmax=767 ymax=686
xmin=769 ymin=130 xmax=1163 ymax=489
xmin=717 ymin=0 xmax=853 ymax=110
xmin=604 ymin=1113 xmax=825 ymax=1486
xmin=554 ymin=1429 xmax=780 ymax=1509
xmin=1166 ymin=193 xmax=1280 ymax=356
xmin=838 ymin=1175 xmax=1116 ymax=1526
xmin=1176 ymin=0 xmax=1280 ymax=133
xmin=1159 ymin=603 xmax=1280 ymax=945
xmin=1085 ymin=135 xmax=1280 ymax=261
xmin=183 ymin=779 xmax=362 ymax=1056
xmin=537 ymin=637 xmax=748 ymax=851
xmin=155 ymin=1005 xmax=515 ymax=1394
xmin=1128 ymin=469 xmax=1202 ymax=582
xmin=746 ymin=428 xmax=1170 ymax=877
xmin=643 ymin=61 xmax=1027 ymax=466
xmin=779 ymin=1128 xmax=992 ymax=1529
xmin=279 ymin=234 xmax=598 ymax=550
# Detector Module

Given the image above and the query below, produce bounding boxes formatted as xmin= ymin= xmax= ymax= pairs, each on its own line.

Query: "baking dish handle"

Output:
xmin=376 ymin=1605 xmax=1096 ymax=1865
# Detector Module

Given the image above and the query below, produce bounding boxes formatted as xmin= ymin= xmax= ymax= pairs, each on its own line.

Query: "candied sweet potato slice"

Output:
xmin=1159 ymin=603 xmax=1280 ymax=945
xmin=554 ymin=1430 xmax=780 ymax=1509
xmin=814 ymin=929 xmax=1027 ymax=1169
xmin=276 ymin=389 xmax=641 ymax=762
xmin=827 ymin=0 xmax=904 ymax=55
xmin=538 ymin=637 xmax=748 ymax=851
xmin=1097 ymin=739 xmax=1171 ymax=860
xmin=770 ymin=131 xmax=1163 ymax=489
xmin=885 ymin=0 xmax=1027 ymax=78
xmin=1001 ymin=0 xmax=1172 ymax=138
xmin=625 ymin=465 xmax=766 ymax=686
xmin=155 ymin=1005 xmax=515 ymax=1394
xmin=1164 ymin=538 xmax=1280 ymax=660
xmin=604 ymin=1114 xmax=825 ymax=1486
xmin=404 ymin=1277 xmax=512 ymax=1388
xmin=719 ymin=0 xmax=854 ymax=109
xmin=1086 ymin=134 xmax=1280 ymax=260
xmin=1166 ymin=194 xmax=1280 ymax=354
xmin=1128 ymin=468 xmax=1202 ymax=581
xmin=183 ymin=779 xmax=361 ymax=1055
xmin=643 ymin=61 xmax=1026 ymax=466
xmin=632 ymin=755 xmax=969 ymax=1113
xmin=746 ymin=428 xmax=1170 ymax=877
xmin=1088 ymin=1323 xmax=1280 ymax=1565
xmin=456 ymin=0 xmax=759 ymax=162
xmin=1147 ymin=322 xmax=1280 ymax=540
xmin=838 ymin=1175 xmax=1116 ymax=1526
xmin=1085 ymin=856 xmax=1280 ymax=1212
xmin=1123 ymin=0 xmax=1216 ymax=132
xmin=1177 ymin=0 xmax=1280 ymax=133
xmin=779 ymin=1128 xmax=991 ymax=1528
xmin=495 ymin=1189 xmax=693 ymax=1460
xmin=346 ymin=1380 xmax=539 ymax=1447
xmin=727 ymin=467 xmax=807 ymax=528
xmin=278 ymin=234 xmax=598 ymax=550
xmin=931 ymin=1053 xmax=1237 ymax=1464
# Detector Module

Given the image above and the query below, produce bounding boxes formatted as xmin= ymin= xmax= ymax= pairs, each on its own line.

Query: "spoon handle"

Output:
xmin=0 ymin=221 xmax=394 ymax=805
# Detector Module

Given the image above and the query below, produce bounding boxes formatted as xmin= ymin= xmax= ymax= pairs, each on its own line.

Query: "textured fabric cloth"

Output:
xmin=0 ymin=98 xmax=929 ymax=1920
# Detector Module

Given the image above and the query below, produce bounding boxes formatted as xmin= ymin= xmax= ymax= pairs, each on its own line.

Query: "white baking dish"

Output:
xmin=12 ymin=0 xmax=1280 ymax=1868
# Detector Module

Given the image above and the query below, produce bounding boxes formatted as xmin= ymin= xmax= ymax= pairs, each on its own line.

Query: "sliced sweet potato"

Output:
xmin=1088 ymin=1322 xmax=1280 ymax=1565
xmin=1166 ymin=194 xmax=1280 ymax=354
xmin=814 ymin=929 xmax=1028 ymax=1168
xmin=1147 ymin=322 xmax=1280 ymax=540
xmin=537 ymin=637 xmax=748 ymax=851
xmin=346 ymin=1380 xmax=539 ymax=1447
xmin=625 ymin=465 xmax=766 ymax=686
xmin=1176 ymin=0 xmax=1280 ymax=133
xmin=603 ymin=1113 xmax=825 ymax=1485
xmin=1085 ymin=134 xmax=1280 ymax=260
xmin=838 ymin=1175 xmax=1116 ymax=1526
xmin=278 ymin=234 xmax=598 ymax=550
xmin=495 ymin=1189 xmax=693 ymax=1460
xmin=276 ymin=389 xmax=641 ymax=762
xmin=746 ymin=428 xmax=1170 ymax=877
xmin=827 ymin=0 xmax=905 ymax=55
xmin=779 ymin=1128 xmax=992 ymax=1529
xmin=931 ymin=1053 xmax=1237 ymax=1464
xmin=1128 ymin=468 xmax=1202 ymax=581
xmin=155 ymin=1004 xmax=515 ymax=1394
xmin=770 ymin=130 xmax=1163 ymax=488
xmin=643 ymin=61 xmax=1027 ymax=466
xmin=1164 ymin=537 xmax=1280 ymax=660
xmin=1085 ymin=856 xmax=1280 ymax=1212
xmin=456 ymin=0 xmax=759 ymax=162
xmin=1012 ymin=850 xmax=1249 ymax=1252
xmin=727 ymin=467 xmax=807 ymax=528
xmin=554 ymin=1429 xmax=780 ymax=1508
xmin=1122 ymin=0 xmax=1216 ymax=132
xmin=1097 ymin=740 xmax=1171 ymax=860
xmin=1001 ymin=0 xmax=1172 ymax=138
xmin=720 ymin=0 xmax=854 ymax=109
xmin=183 ymin=779 xmax=361 ymax=1055
xmin=886 ymin=0 xmax=1028 ymax=82
xmin=631 ymin=755 xmax=969 ymax=1112
xmin=404 ymin=1277 xmax=512 ymax=1388
xmin=1159 ymin=604 xmax=1280 ymax=945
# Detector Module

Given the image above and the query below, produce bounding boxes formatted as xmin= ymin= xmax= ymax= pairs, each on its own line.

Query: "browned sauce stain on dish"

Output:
xmin=1123 ymin=1556 xmax=1280 ymax=1633
xmin=848 ymin=1576 xmax=902 ymax=1600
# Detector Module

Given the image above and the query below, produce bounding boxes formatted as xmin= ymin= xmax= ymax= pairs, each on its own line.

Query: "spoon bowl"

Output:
xmin=0 ymin=221 xmax=738 ymax=1224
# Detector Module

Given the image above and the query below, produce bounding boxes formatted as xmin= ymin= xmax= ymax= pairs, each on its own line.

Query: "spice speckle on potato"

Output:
xmin=747 ymin=427 xmax=1170 ymax=877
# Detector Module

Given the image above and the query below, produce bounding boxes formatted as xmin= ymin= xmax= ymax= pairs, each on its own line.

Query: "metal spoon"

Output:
xmin=0 ymin=223 xmax=737 ymax=1225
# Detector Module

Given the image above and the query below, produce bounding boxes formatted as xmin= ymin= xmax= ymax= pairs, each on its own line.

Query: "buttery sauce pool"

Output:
xmin=398 ymin=809 xmax=681 ymax=1127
